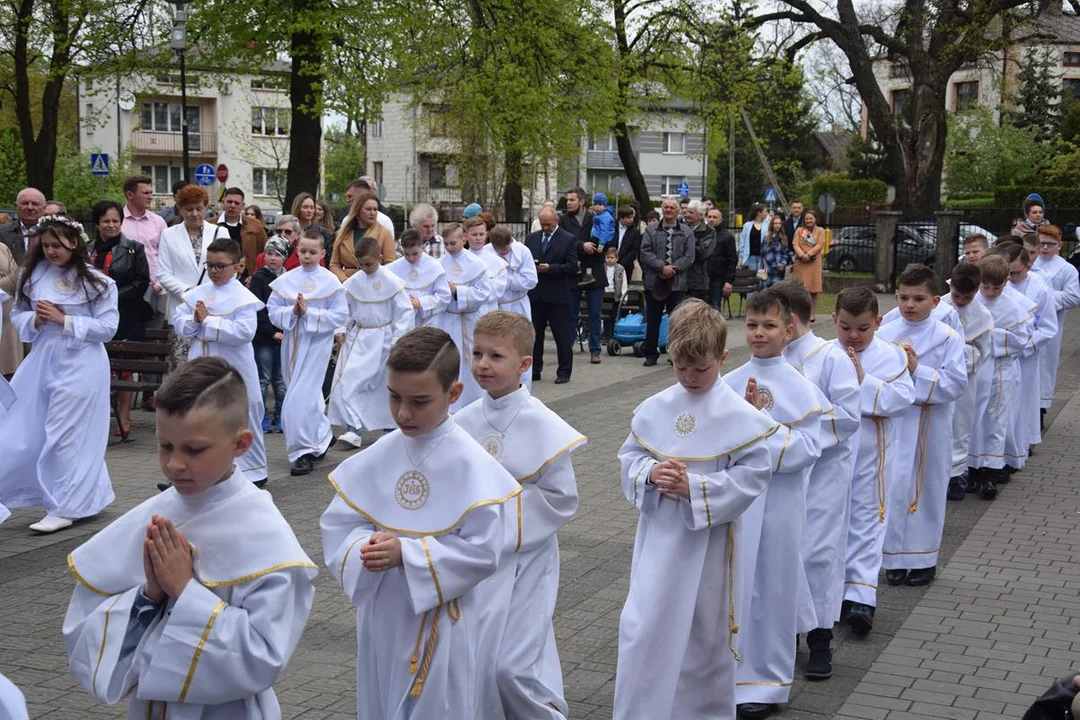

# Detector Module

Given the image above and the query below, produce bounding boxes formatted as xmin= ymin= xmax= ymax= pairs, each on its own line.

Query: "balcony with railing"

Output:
xmin=586 ymin=149 xmax=624 ymax=169
xmin=132 ymin=131 xmax=217 ymax=156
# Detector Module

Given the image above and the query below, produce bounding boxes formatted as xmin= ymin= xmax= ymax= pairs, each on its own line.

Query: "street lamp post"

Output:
xmin=170 ymin=0 xmax=191 ymax=182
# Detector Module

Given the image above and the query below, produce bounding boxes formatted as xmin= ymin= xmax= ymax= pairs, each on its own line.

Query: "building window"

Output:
xmin=140 ymin=102 xmax=199 ymax=133
xmin=251 ymin=107 xmax=290 ymax=136
xmin=425 ymin=105 xmax=452 ymax=138
xmin=370 ymin=119 xmax=383 ymax=138
xmin=954 ymin=81 xmax=979 ymax=112
xmin=891 ymin=88 xmax=912 ymax=117
xmin=587 ymin=171 xmax=624 ymax=193
xmin=889 ymin=63 xmax=910 ymax=79
xmin=428 ymin=161 xmax=458 ymax=188
xmin=85 ymin=103 xmax=94 ymax=133
xmin=663 ymin=132 xmax=685 ymax=154
xmin=662 ymin=176 xmax=687 ymax=195
xmin=1065 ymin=52 xmax=1080 ymax=67
xmin=253 ymin=168 xmax=283 ymax=197
xmin=250 ymin=76 xmax=287 ymax=91
xmin=1064 ymin=78 xmax=1080 ymax=99
xmin=373 ymin=161 xmax=384 ymax=186
xmin=141 ymin=165 xmax=186 ymax=194
xmin=588 ymin=133 xmax=616 ymax=152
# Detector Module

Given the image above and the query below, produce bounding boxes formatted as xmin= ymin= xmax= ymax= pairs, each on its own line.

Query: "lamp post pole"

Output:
xmin=171 ymin=0 xmax=191 ymax=182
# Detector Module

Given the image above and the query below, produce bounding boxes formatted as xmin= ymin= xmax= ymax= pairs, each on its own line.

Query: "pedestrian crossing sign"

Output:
xmin=91 ymin=153 xmax=109 ymax=177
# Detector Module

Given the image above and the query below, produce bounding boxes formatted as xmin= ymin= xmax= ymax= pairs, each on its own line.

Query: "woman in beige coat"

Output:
xmin=329 ymin=191 xmax=396 ymax=281
xmin=0 ymin=242 xmax=22 ymax=376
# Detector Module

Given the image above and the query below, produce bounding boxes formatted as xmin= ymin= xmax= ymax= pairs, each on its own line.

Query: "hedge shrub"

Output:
xmin=810 ymin=174 xmax=889 ymax=206
xmin=993 ymin=186 xmax=1080 ymax=208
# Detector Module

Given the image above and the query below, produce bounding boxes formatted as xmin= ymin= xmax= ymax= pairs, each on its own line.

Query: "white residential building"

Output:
xmin=77 ymin=59 xmax=297 ymax=212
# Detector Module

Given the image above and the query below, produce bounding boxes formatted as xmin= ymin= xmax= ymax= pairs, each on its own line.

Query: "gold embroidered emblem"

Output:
xmin=896 ymin=338 xmax=914 ymax=351
xmin=203 ymin=289 xmax=216 ymax=304
xmin=395 ymin=470 xmax=430 ymax=510
xmin=452 ymin=263 xmax=463 ymax=276
xmin=674 ymin=412 xmax=696 ymax=437
xmin=372 ymin=279 xmax=383 ymax=291
xmin=52 ymin=276 xmax=73 ymax=294
xmin=757 ymin=385 xmax=775 ymax=411
xmin=302 ymin=278 xmax=316 ymax=293
xmin=479 ymin=432 xmax=505 ymax=461
xmin=408 ymin=269 xmax=420 ymax=281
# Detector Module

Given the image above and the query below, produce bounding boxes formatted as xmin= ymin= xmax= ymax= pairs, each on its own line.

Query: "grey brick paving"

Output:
xmin=2 ymin=299 xmax=1077 ymax=718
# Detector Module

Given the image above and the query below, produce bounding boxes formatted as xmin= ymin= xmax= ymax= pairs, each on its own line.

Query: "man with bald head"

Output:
xmin=525 ymin=207 xmax=579 ymax=383
xmin=0 ymin=188 xmax=46 ymax=265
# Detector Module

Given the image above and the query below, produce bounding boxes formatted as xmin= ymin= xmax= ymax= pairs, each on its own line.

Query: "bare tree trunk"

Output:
xmin=14 ymin=0 xmax=66 ymax=195
xmin=284 ymin=0 xmax=323 ymax=210
xmin=614 ymin=120 xmax=650 ymax=209
xmin=502 ymin=149 xmax=523 ymax=221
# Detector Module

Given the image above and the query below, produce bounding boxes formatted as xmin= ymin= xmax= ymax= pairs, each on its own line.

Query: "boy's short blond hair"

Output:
xmin=666 ymin=298 xmax=727 ymax=363
xmin=979 ymin=253 xmax=1009 ymax=286
xmin=474 ymin=310 xmax=533 ymax=357
xmin=964 ymin=234 xmax=989 ymax=249
xmin=488 ymin=225 xmax=512 ymax=250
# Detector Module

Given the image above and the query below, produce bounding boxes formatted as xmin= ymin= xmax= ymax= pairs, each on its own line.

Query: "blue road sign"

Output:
xmin=90 ymin=153 xmax=109 ymax=177
xmin=677 ymin=181 xmax=690 ymax=198
xmin=194 ymin=164 xmax=216 ymax=186
xmin=765 ymin=188 xmax=778 ymax=203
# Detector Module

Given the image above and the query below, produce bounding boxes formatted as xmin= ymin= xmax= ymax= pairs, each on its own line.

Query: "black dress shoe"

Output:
xmin=738 ymin=703 xmax=777 ymax=719
xmin=947 ymin=475 xmax=966 ymax=501
xmin=156 ymin=481 xmax=173 ymax=492
xmin=291 ymin=455 xmax=314 ymax=476
xmin=554 ymin=376 xmax=570 ymax=384
xmin=805 ymin=628 xmax=833 ymax=680
xmin=643 ymin=357 xmax=658 ymax=367
xmin=840 ymin=599 xmax=852 ymax=621
xmin=965 ymin=468 xmax=981 ymax=493
xmin=885 ymin=569 xmax=908 ymax=586
xmin=905 ymin=566 xmax=936 ymax=586
xmin=315 ymin=435 xmax=338 ymax=461
xmin=981 ymin=471 xmax=999 ymax=500
xmin=253 ymin=478 xmax=268 ymax=488
xmin=847 ymin=602 xmax=874 ymax=635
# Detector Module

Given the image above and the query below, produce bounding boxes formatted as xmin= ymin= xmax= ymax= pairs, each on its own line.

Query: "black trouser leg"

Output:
xmin=531 ymin=301 xmax=548 ymax=376
xmin=644 ymin=291 xmax=665 ymax=359
xmin=548 ymin=302 xmax=573 ymax=379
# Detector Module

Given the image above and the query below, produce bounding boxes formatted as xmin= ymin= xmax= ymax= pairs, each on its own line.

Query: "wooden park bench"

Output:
xmin=722 ymin=267 xmax=762 ymax=319
xmin=105 ymin=326 xmax=171 ymax=442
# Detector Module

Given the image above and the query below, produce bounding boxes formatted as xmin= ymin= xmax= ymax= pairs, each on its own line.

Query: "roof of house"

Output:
xmin=812 ymin=130 xmax=852 ymax=164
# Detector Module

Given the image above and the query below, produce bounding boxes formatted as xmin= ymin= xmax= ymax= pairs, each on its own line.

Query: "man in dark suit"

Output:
xmin=783 ymin=199 xmax=805 ymax=243
xmin=611 ymin=204 xmax=642 ymax=278
xmin=525 ymin=208 xmax=579 ymax=384
xmin=0 ymin=187 xmax=46 ymax=266
xmin=216 ymin=187 xmax=268 ymax=272
xmin=639 ymin=196 xmax=695 ymax=366
xmin=706 ymin=207 xmax=739 ymax=308
xmin=559 ymin=187 xmax=608 ymax=363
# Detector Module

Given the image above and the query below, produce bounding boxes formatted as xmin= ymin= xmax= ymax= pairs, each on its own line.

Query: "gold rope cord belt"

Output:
xmin=727 ymin=523 xmax=741 ymax=661
xmin=909 ymin=404 xmax=933 ymax=514
xmin=873 ymin=418 xmax=887 ymax=524
xmin=409 ymin=599 xmax=461 ymax=697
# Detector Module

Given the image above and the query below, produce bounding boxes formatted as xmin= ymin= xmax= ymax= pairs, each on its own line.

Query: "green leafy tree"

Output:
xmin=323 ymin=129 xmax=365 ymax=203
xmin=1013 ymin=46 xmax=1060 ymax=143
xmin=847 ymin=129 xmax=891 ymax=183
xmin=944 ymin=107 xmax=1046 ymax=194
xmin=51 ymin=140 xmax=132 ymax=217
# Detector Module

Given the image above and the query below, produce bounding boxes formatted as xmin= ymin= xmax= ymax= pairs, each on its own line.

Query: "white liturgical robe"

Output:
xmin=434 ymin=250 xmax=492 ymax=411
xmin=838 ymin=336 xmax=914 ymax=607
xmin=0 ymin=672 xmax=27 ymax=720
xmin=63 ymin=470 xmax=317 ymax=719
xmin=0 ymin=263 xmax=117 ymax=518
xmin=456 ymin=386 xmax=585 ymax=720
xmin=388 ymin=253 xmax=452 ymax=328
xmin=327 ymin=265 xmax=414 ymax=433
xmin=969 ymin=291 xmax=1031 ymax=470
xmin=878 ymin=316 xmax=967 ymax=570
xmin=320 ymin=418 xmax=520 ymax=720
xmin=172 ymin=278 xmax=268 ymax=482
xmin=726 ymin=355 xmax=828 ymax=706
xmin=473 ymin=245 xmax=509 ymax=316
xmin=268 ymin=265 xmax=349 ymax=462
xmin=1032 ymin=253 xmax=1080 ymax=409
xmin=882 ymin=301 xmax=963 ymax=335
xmin=493 ymin=241 xmax=539 ymax=391
xmin=940 ymin=294 xmax=993 ymax=477
xmin=1007 ymin=272 xmax=1057 ymax=463
xmin=614 ymin=380 xmax=778 ymax=720
xmin=784 ymin=331 xmax=861 ymax=630
xmin=0 ymin=289 xmax=15 ymax=411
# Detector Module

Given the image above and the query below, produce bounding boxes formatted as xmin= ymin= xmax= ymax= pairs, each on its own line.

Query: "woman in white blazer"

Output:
xmin=156 ymin=184 xmax=230 ymax=368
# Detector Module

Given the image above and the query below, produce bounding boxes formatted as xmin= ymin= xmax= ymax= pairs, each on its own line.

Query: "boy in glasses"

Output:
xmin=1030 ymin=225 xmax=1080 ymax=418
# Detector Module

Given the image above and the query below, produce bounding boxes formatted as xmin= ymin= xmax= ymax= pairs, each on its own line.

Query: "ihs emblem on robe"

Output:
xmin=408 ymin=269 xmax=419 ymax=281
xmin=203 ymin=290 xmax=216 ymax=304
xmin=757 ymin=385 xmax=775 ymax=411
xmin=302 ymin=279 xmax=316 ymax=293
xmin=479 ymin=432 xmax=505 ymax=460
xmin=395 ymin=470 xmax=430 ymax=510
xmin=52 ymin=276 xmax=73 ymax=294
xmin=896 ymin=338 xmax=914 ymax=351
xmin=674 ymin=412 xmax=696 ymax=437
xmin=372 ymin=279 xmax=383 ymax=291
xmin=452 ymin=263 xmax=463 ymax=276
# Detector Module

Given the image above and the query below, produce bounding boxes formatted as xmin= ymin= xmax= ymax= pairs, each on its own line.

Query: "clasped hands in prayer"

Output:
xmin=33 ymin=300 xmax=65 ymax=328
xmin=360 ymin=532 xmax=402 ymax=572
xmin=142 ymin=515 xmax=193 ymax=604
xmin=650 ymin=460 xmax=690 ymax=498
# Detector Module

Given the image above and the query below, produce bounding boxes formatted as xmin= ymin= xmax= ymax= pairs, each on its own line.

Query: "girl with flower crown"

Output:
xmin=0 ymin=214 xmax=117 ymax=533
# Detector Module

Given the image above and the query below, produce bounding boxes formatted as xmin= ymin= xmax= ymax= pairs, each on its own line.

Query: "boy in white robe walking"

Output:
xmin=727 ymin=291 xmax=829 ymax=720
xmin=267 ymin=230 xmax=349 ymax=476
xmin=877 ymin=264 xmax=967 ymax=588
xmin=435 ymin=224 xmax=492 ymax=411
xmin=490 ymin=226 xmax=539 ymax=391
xmin=1030 ymin=225 xmax=1080 ymax=415
xmin=63 ymin=357 xmax=317 ymax=719
xmin=389 ymin=229 xmax=452 ymax=328
xmin=939 ymin=263 xmax=993 ymax=501
xmin=456 ymin=311 xmax=585 ymax=719
xmin=321 ymin=327 xmax=520 ymax=719
xmin=833 ymin=286 xmax=915 ymax=634
xmin=772 ymin=280 xmax=860 ymax=681
xmin=171 ymin=237 xmax=268 ymax=486
xmin=465 ymin=217 xmax=509 ymax=316
xmin=614 ymin=299 xmax=779 ymax=720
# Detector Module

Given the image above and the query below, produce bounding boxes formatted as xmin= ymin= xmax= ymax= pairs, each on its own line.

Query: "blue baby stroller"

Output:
xmin=606 ymin=285 xmax=669 ymax=357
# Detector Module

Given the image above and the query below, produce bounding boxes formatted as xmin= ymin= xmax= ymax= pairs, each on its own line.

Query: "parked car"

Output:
xmin=826 ymin=225 xmax=937 ymax=273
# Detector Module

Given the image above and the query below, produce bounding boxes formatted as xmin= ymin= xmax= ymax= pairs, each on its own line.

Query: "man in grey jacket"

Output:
xmin=639 ymin=196 xmax=695 ymax=366
xmin=683 ymin=199 xmax=715 ymax=302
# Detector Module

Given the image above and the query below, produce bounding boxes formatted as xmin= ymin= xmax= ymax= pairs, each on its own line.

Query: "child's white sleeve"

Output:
xmin=63 ymin=283 xmax=119 ymax=343
xmin=453 ymin=272 xmax=492 ymax=312
xmin=764 ymin=411 xmax=822 ymax=474
xmin=516 ymin=454 xmax=579 ymax=553
xmin=301 ymin=291 xmax=350 ymax=335
xmin=912 ymin=332 xmax=967 ymax=405
xmin=860 ymin=365 xmax=915 ymax=418
xmin=200 ymin=306 xmax=257 ymax=346
xmin=136 ymin=572 xmax=313 ymax=706
xmin=10 ymin=294 xmax=38 ymax=342
xmin=618 ymin=432 xmax=661 ymax=515
xmin=506 ymin=256 xmax=538 ymax=295
xmin=418 ymin=277 xmax=452 ymax=320
xmin=170 ymin=301 xmax=201 ymax=339
xmin=320 ymin=494 xmax=382 ymax=605
xmin=390 ymin=289 xmax=415 ymax=344
xmin=63 ymin=584 xmax=144 ymax=704
xmin=682 ymin=433 xmax=773 ymax=531
xmin=266 ymin=292 xmax=295 ymax=331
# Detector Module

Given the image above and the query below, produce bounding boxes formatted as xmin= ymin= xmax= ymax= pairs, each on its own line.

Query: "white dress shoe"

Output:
xmin=337 ymin=431 xmax=364 ymax=449
xmin=29 ymin=514 xmax=74 ymax=533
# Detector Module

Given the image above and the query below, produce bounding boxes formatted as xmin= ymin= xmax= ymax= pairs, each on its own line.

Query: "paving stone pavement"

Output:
xmin=1 ymin=299 xmax=1076 ymax=719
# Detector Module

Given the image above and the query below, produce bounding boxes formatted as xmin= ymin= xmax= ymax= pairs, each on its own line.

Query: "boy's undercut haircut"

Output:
xmin=488 ymin=225 xmax=512 ymax=249
xmin=463 ymin=216 xmax=486 ymax=231
xmin=746 ymin=289 xmax=793 ymax=325
xmin=206 ymin=237 xmax=241 ymax=263
xmin=835 ymin=285 xmax=879 ymax=317
xmin=155 ymin=356 xmax=248 ymax=432
xmin=979 ymin=254 xmax=1009 ymax=285
xmin=964 ymin=234 xmax=989 ymax=249
xmin=666 ymin=298 xmax=728 ymax=364
xmin=442 ymin=222 xmax=463 ymax=241
xmin=300 ymin=228 xmax=324 ymax=245
xmin=990 ymin=241 xmax=1029 ymax=266
xmin=387 ymin=326 xmax=460 ymax=391
xmin=399 ymin=228 xmax=423 ymax=249
xmin=951 ymin=262 xmax=981 ymax=294
xmin=897 ymin=263 xmax=939 ymax=293
xmin=355 ymin=236 xmax=382 ymax=260
xmin=768 ymin=279 xmax=812 ymax=325
xmin=474 ymin=310 xmax=534 ymax=357
xmin=1021 ymin=232 xmax=1038 ymax=247
xmin=995 ymin=234 xmax=1016 ymax=246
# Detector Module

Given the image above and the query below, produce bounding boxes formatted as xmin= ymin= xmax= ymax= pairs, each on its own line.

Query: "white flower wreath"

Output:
xmin=35 ymin=214 xmax=91 ymax=249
